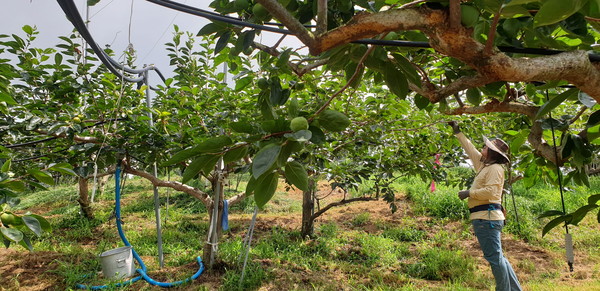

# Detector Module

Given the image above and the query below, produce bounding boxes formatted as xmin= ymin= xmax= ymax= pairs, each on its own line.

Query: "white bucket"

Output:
xmin=98 ymin=246 xmax=135 ymax=279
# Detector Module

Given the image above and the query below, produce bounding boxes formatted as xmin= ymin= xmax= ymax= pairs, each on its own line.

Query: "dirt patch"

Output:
xmin=0 ymin=249 xmax=65 ymax=291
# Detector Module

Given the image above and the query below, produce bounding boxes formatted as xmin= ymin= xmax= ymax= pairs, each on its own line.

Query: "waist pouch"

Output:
xmin=469 ymin=203 xmax=504 ymax=213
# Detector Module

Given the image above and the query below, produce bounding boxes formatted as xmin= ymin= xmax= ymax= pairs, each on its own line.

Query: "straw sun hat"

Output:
xmin=483 ymin=136 xmax=510 ymax=162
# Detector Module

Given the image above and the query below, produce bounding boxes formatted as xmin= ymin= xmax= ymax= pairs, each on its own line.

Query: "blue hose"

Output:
xmin=77 ymin=163 xmax=204 ymax=289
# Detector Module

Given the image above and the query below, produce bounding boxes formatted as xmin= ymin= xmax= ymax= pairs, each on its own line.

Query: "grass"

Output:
xmin=1 ymin=172 xmax=600 ymax=290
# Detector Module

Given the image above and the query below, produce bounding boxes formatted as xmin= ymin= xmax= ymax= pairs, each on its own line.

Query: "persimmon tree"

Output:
xmin=197 ymin=0 xmax=600 ymax=230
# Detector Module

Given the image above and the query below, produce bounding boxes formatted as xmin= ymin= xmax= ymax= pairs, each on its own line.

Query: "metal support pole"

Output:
xmin=145 ymin=71 xmax=164 ymax=268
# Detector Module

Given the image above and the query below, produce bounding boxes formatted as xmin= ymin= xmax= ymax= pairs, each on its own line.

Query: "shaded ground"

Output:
xmin=1 ymin=181 xmax=598 ymax=290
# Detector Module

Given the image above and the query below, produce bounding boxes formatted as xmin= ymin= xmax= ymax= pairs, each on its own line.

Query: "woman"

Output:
xmin=448 ymin=121 xmax=522 ymax=291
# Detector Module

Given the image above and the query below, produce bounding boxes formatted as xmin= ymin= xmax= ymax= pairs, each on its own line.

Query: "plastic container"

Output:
xmin=98 ymin=246 xmax=135 ymax=279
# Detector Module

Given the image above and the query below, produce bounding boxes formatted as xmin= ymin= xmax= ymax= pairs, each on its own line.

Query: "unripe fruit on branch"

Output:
xmin=290 ymin=117 xmax=309 ymax=132
xmin=1 ymin=213 xmax=17 ymax=225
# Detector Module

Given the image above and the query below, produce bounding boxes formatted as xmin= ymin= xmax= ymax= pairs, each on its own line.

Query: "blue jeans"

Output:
xmin=472 ymin=219 xmax=522 ymax=291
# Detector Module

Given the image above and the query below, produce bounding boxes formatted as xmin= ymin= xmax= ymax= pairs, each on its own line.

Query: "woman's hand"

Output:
xmin=447 ymin=121 xmax=461 ymax=134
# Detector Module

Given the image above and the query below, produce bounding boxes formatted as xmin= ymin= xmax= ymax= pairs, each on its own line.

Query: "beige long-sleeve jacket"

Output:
xmin=456 ymin=132 xmax=506 ymax=221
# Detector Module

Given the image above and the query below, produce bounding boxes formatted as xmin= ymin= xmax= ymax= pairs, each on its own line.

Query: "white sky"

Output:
xmin=1 ymin=0 xmax=304 ymax=82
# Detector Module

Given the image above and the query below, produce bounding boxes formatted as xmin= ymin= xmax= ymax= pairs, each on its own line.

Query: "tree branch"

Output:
xmin=311 ymin=197 xmax=377 ymax=220
xmin=122 ymin=162 xmax=211 ymax=205
xmin=316 ymin=0 xmax=327 ymax=35
xmin=255 ymin=0 xmax=316 ymax=48
xmin=449 ymin=0 xmax=461 ymax=29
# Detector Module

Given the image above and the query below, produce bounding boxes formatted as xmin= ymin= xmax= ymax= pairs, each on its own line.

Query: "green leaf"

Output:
xmin=587 ymin=110 xmax=600 ymax=128
xmin=252 ymin=144 xmax=281 ymax=179
xmin=578 ymin=91 xmax=597 ymax=108
xmin=22 ymin=216 xmax=42 ymax=237
xmin=538 ymin=209 xmax=564 ymax=219
xmin=27 ymin=169 xmax=54 ymax=185
xmin=242 ymin=30 xmax=255 ymax=51
xmin=54 ymin=53 xmax=63 ymax=66
xmin=534 ymin=0 xmax=587 ymax=27
xmin=230 ymin=121 xmax=256 ymax=134
xmin=182 ymin=155 xmax=221 ymax=183
xmin=285 ymin=161 xmax=308 ymax=191
xmin=283 ymin=129 xmax=312 ymax=142
xmin=19 ymin=235 xmax=33 ymax=251
xmin=570 ymin=204 xmax=598 ymax=225
xmin=466 ymin=88 xmax=482 ymax=106
xmin=276 ymin=48 xmax=292 ymax=70
xmin=22 ymin=25 xmax=34 ymax=35
xmin=1 ymin=159 xmax=10 ymax=172
xmin=542 ymin=214 xmax=571 ymax=237
xmin=535 ymin=88 xmax=577 ymax=120
xmin=254 ymin=172 xmax=279 ymax=209
xmin=318 ymin=110 xmax=351 ymax=132
xmin=49 ymin=163 xmax=77 ymax=176
xmin=309 ymin=126 xmax=326 ymax=144
xmin=3 ymin=180 xmax=25 ymax=192
xmin=383 ymin=64 xmax=408 ymax=99
xmin=344 ymin=62 xmax=364 ymax=89
xmin=197 ymin=22 xmax=228 ymax=36
xmin=161 ymin=137 xmax=232 ymax=166
xmin=392 ymin=53 xmax=421 ymax=87
xmin=414 ymin=95 xmax=430 ymax=110
xmin=223 ymin=146 xmax=249 ymax=164
xmin=27 ymin=214 xmax=51 ymax=232
xmin=588 ymin=194 xmax=600 ymax=205
xmin=0 ymin=93 xmax=17 ymax=105
xmin=214 ymin=31 xmax=231 ymax=54
xmin=235 ymin=76 xmax=253 ymax=91
xmin=87 ymin=0 xmax=101 ymax=6
xmin=269 ymin=78 xmax=283 ymax=106
xmin=245 ymin=176 xmax=257 ymax=196
xmin=1 ymin=227 xmax=23 ymax=243
xmin=561 ymin=134 xmax=574 ymax=157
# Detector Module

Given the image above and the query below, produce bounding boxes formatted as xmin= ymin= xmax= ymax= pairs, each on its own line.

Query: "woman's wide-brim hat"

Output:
xmin=483 ymin=136 xmax=510 ymax=162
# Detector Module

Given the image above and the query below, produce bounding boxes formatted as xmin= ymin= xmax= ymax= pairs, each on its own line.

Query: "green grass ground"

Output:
xmin=1 ymin=174 xmax=599 ymax=290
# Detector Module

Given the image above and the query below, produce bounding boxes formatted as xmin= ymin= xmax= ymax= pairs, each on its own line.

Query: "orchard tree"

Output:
xmin=196 ymin=0 xmax=600 ymax=230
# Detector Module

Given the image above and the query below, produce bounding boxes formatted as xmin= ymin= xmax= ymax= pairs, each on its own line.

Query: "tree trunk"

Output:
xmin=77 ymin=177 xmax=94 ymax=220
xmin=301 ymin=178 xmax=315 ymax=237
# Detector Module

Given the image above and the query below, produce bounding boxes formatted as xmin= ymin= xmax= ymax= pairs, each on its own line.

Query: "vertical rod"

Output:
xmin=546 ymin=90 xmax=573 ymax=272
xmin=209 ymin=158 xmax=224 ymax=268
xmin=146 ymin=71 xmax=164 ymax=268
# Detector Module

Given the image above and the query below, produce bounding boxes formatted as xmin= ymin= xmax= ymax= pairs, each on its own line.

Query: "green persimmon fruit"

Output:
xmin=460 ymin=5 xmax=479 ymax=28
xmin=257 ymin=78 xmax=269 ymax=90
xmin=253 ymin=4 xmax=270 ymax=21
xmin=290 ymin=117 xmax=309 ymax=132
xmin=1 ymin=213 xmax=17 ymax=225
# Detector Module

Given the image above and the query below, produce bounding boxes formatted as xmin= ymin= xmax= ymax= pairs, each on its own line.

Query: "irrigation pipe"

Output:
xmin=76 ymin=162 xmax=205 ymax=289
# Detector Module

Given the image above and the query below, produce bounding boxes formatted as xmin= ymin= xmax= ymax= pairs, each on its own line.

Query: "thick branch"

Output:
xmin=448 ymin=0 xmax=461 ymax=29
xmin=122 ymin=163 xmax=210 ymax=205
xmin=445 ymin=100 xmax=538 ymax=119
xmin=311 ymin=197 xmax=377 ymax=220
xmin=316 ymin=0 xmax=327 ymax=35
xmin=314 ymin=8 xmax=432 ymax=54
xmin=413 ymin=74 xmax=492 ymax=103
